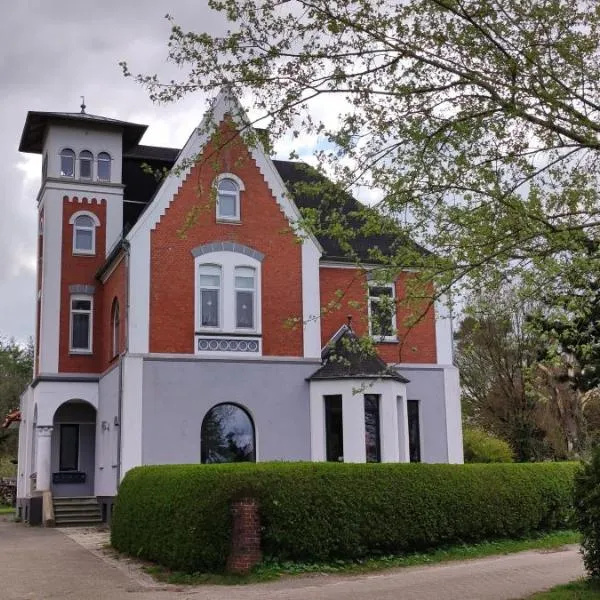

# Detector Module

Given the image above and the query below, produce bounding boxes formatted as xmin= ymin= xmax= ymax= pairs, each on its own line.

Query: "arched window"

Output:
xmin=60 ymin=148 xmax=75 ymax=177
xmin=216 ymin=177 xmax=240 ymax=221
xmin=201 ymin=403 xmax=255 ymax=463
xmin=72 ymin=214 xmax=97 ymax=254
xmin=111 ymin=299 xmax=120 ymax=358
xmin=97 ymin=152 xmax=111 ymax=181
xmin=79 ymin=150 xmax=93 ymax=180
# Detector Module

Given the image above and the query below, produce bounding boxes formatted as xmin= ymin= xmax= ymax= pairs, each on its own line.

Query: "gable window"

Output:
xmin=235 ymin=267 xmax=255 ymax=329
xmin=79 ymin=150 xmax=93 ymax=179
xmin=97 ymin=152 xmax=111 ymax=181
xmin=199 ymin=265 xmax=221 ymax=328
xmin=59 ymin=424 xmax=79 ymax=471
xmin=111 ymin=299 xmax=120 ymax=358
xmin=70 ymin=296 xmax=93 ymax=353
xmin=364 ymin=394 xmax=381 ymax=463
xmin=368 ymin=282 xmax=396 ymax=341
xmin=72 ymin=214 xmax=97 ymax=255
xmin=60 ymin=148 xmax=75 ymax=177
xmin=216 ymin=177 xmax=240 ymax=221
xmin=201 ymin=403 xmax=256 ymax=463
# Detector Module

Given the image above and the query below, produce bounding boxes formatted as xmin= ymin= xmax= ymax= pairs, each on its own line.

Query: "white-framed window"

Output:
xmin=60 ymin=148 xmax=75 ymax=177
xmin=194 ymin=250 xmax=262 ymax=335
xmin=235 ymin=267 xmax=256 ymax=329
xmin=79 ymin=150 xmax=93 ymax=180
xmin=71 ymin=213 xmax=98 ymax=255
xmin=199 ymin=265 xmax=222 ymax=328
xmin=215 ymin=174 xmax=243 ymax=221
xmin=97 ymin=152 xmax=111 ymax=182
xmin=368 ymin=282 xmax=397 ymax=341
xmin=70 ymin=295 xmax=93 ymax=353
xmin=111 ymin=298 xmax=120 ymax=358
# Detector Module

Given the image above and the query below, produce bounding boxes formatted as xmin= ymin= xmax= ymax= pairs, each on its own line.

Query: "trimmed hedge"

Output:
xmin=111 ymin=462 xmax=577 ymax=573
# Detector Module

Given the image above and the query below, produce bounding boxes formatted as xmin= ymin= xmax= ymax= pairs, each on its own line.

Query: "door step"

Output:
xmin=53 ymin=496 xmax=103 ymax=527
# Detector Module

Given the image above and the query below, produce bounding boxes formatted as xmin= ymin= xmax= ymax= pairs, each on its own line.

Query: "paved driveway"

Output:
xmin=0 ymin=519 xmax=586 ymax=599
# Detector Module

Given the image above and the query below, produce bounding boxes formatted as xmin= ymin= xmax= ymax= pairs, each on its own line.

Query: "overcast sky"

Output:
xmin=0 ymin=2 xmax=243 ymax=343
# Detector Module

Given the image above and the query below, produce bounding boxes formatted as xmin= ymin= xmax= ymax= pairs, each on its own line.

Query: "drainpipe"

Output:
xmin=115 ymin=239 xmax=131 ymax=489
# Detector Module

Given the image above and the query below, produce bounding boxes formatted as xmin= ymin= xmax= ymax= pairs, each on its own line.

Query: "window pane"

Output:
xmin=61 ymin=150 xmax=75 ymax=177
xmin=407 ymin=400 xmax=421 ymax=463
xmin=201 ymin=289 xmax=219 ymax=327
xmin=369 ymin=286 xmax=393 ymax=298
xmin=218 ymin=194 xmax=237 ymax=217
xmin=325 ymin=395 xmax=344 ymax=462
xmin=71 ymin=299 xmax=91 ymax=311
xmin=236 ymin=291 xmax=254 ymax=328
xmin=59 ymin=424 xmax=79 ymax=471
xmin=75 ymin=229 xmax=93 ymax=251
xmin=80 ymin=158 xmax=92 ymax=179
xmin=218 ymin=178 xmax=238 ymax=192
xmin=75 ymin=215 xmax=94 ymax=227
xmin=371 ymin=299 xmax=393 ymax=337
xmin=201 ymin=404 xmax=255 ymax=463
xmin=97 ymin=154 xmax=111 ymax=180
xmin=199 ymin=274 xmax=220 ymax=287
xmin=72 ymin=313 xmax=90 ymax=349
xmin=364 ymin=394 xmax=381 ymax=462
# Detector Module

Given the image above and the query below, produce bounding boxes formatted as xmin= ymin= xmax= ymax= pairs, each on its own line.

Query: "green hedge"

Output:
xmin=111 ymin=462 xmax=577 ymax=573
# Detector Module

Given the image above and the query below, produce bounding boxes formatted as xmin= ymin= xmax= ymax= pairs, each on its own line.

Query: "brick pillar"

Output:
xmin=226 ymin=497 xmax=262 ymax=574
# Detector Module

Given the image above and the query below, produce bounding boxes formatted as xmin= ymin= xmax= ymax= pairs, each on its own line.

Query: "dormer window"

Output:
xmin=70 ymin=211 xmax=100 ymax=255
xmin=60 ymin=148 xmax=75 ymax=178
xmin=216 ymin=175 xmax=242 ymax=221
xmin=79 ymin=150 xmax=93 ymax=180
xmin=97 ymin=152 xmax=111 ymax=182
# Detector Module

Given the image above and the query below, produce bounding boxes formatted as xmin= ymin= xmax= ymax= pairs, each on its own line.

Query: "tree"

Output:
xmin=0 ymin=338 xmax=33 ymax=456
xmin=122 ymin=0 xmax=600 ymax=373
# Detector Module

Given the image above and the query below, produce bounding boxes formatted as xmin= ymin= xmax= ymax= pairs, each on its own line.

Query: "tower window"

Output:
xmin=73 ymin=215 xmax=96 ymax=254
xmin=70 ymin=296 xmax=93 ymax=353
xmin=60 ymin=148 xmax=75 ymax=178
xmin=79 ymin=150 xmax=93 ymax=180
xmin=97 ymin=152 xmax=111 ymax=181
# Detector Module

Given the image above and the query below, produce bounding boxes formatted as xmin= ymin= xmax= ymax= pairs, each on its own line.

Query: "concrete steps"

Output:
xmin=53 ymin=496 xmax=102 ymax=527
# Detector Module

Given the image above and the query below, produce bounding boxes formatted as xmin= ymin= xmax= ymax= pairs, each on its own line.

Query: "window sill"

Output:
xmin=216 ymin=218 xmax=242 ymax=225
xmin=72 ymin=251 xmax=96 ymax=257
xmin=374 ymin=337 xmax=399 ymax=344
xmin=69 ymin=350 xmax=93 ymax=356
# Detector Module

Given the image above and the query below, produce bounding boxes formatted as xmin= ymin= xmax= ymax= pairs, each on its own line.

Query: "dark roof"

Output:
xmin=19 ymin=111 xmax=148 ymax=153
xmin=308 ymin=325 xmax=409 ymax=382
xmin=273 ymin=160 xmax=427 ymax=263
xmin=124 ymin=144 xmax=180 ymax=162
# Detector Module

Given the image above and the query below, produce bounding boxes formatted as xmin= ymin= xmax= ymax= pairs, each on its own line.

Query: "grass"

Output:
xmin=0 ymin=505 xmax=14 ymax=515
xmin=142 ymin=529 xmax=580 ymax=586
xmin=526 ymin=579 xmax=600 ymax=599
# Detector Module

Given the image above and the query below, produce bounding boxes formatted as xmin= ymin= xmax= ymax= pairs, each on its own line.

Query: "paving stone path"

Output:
xmin=0 ymin=519 xmax=585 ymax=599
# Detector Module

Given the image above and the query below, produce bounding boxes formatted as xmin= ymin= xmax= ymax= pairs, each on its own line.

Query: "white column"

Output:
xmin=309 ymin=388 xmax=326 ymax=461
xmin=380 ymin=384 xmax=401 ymax=463
xmin=342 ymin=388 xmax=366 ymax=463
xmin=35 ymin=426 xmax=53 ymax=491
xmin=397 ymin=395 xmax=410 ymax=463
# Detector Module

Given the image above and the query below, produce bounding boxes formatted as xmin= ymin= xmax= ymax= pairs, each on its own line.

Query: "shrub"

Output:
xmin=111 ymin=462 xmax=577 ymax=573
xmin=463 ymin=427 xmax=514 ymax=463
xmin=575 ymin=446 xmax=600 ymax=577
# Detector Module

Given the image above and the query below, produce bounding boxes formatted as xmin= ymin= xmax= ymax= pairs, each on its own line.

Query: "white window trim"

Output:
xmin=194 ymin=251 xmax=261 ymax=336
xmin=69 ymin=211 xmax=100 ymax=256
xmin=214 ymin=173 xmax=245 ymax=222
xmin=69 ymin=295 xmax=93 ymax=354
xmin=78 ymin=150 xmax=94 ymax=180
xmin=97 ymin=152 xmax=112 ymax=182
xmin=368 ymin=281 xmax=398 ymax=342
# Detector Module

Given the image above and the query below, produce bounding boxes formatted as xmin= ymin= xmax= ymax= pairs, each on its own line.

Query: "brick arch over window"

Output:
xmin=191 ymin=242 xmax=264 ymax=262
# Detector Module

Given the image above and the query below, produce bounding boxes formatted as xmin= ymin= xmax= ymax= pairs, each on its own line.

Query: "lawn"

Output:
xmin=143 ymin=530 xmax=580 ymax=586
xmin=527 ymin=579 xmax=600 ymax=599
xmin=0 ymin=505 xmax=14 ymax=515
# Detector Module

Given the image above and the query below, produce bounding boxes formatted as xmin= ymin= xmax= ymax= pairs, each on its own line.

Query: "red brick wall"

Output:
xmin=58 ymin=197 xmax=106 ymax=373
xmin=99 ymin=257 xmax=127 ymax=370
xmin=319 ymin=267 xmax=437 ymax=364
xmin=149 ymin=119 xmax=304 ymax=357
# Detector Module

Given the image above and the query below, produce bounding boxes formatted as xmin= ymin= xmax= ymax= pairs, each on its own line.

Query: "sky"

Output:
xmin=0 ymin=2 xmax=252 ymax=343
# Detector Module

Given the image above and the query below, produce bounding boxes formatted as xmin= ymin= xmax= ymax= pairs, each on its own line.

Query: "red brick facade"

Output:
xmin=148 ymin=121 xmax=304 ymax=357
xmin=320 ymin=266 xmax=437 ymax=364
xmin=99 ymin=257 xmax=127 ymax=370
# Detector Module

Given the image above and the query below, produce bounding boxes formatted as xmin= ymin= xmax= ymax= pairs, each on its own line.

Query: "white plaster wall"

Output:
xmin=16 ymin=387 xmax=34 ymax=498
xmin=128 ymin=229 xmax=150 ymax=354
xmin=444 ymin=366 xmax=464 ymax=463
xmin=33 ymin=380 xmax=99 ymax=426
xmin=96 ymin=366 xmax=120 ymax=497
xmin=120 ymin=356 xmax=144 ymax=480
xmin=435 ymin=293 xmax=454 ymax=365
xmin=302 ymin=241 xmax=322 ymax=358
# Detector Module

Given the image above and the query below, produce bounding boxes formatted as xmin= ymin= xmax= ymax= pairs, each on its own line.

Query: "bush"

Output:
xmin=575 ymin=447 xmax=600 ymax=577
xmin=463 ymin=427 xmax=514 ymax=463
xmin=111 ymin=462 xmax=577 ymax=573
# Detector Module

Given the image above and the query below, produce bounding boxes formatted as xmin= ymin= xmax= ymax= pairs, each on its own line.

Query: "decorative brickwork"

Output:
xmin=226 ymin=497 xmax=262 ymax=574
